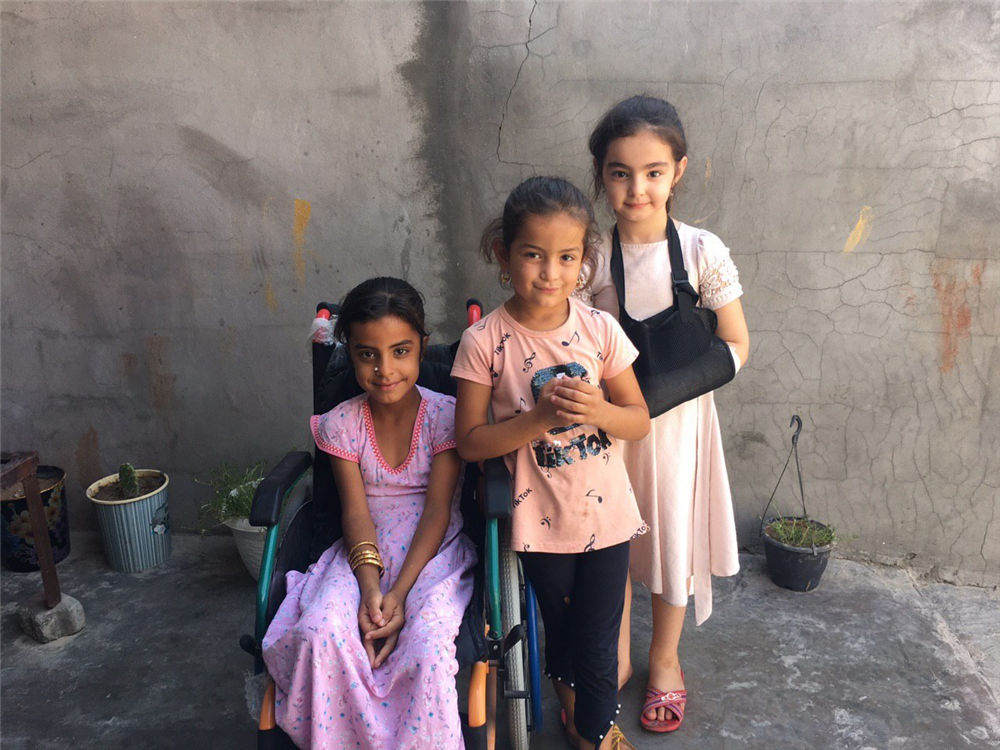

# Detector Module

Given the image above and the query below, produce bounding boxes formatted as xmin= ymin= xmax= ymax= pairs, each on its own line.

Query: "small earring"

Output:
xmin=374 ymin=366 xmax=379 ymax=373
xmin=500 ymin=270 xmax=511 ymax=285
xmin=576 ymin=273 xmax=587 ymax=291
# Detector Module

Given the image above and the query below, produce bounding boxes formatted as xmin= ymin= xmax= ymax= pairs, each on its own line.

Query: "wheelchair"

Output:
xmin=242 ymin=300 xmax=545 ymax=749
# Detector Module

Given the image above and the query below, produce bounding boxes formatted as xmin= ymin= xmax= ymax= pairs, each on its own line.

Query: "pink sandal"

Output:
xmin=640 ymin=683 xmax=686 ymax=732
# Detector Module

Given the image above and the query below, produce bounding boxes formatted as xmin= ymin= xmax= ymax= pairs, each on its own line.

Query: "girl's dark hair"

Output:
xmin=589 ymin=95 xmax=688 ymax=213
xmin=334 ymin=277 xmax=428 ymax=346
xmin=479 ymin=176 xmax=601 ymax=289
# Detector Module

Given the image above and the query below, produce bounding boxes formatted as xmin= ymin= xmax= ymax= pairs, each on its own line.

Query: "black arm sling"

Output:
xmin=610 ymin=219 xmax=736 ymax=418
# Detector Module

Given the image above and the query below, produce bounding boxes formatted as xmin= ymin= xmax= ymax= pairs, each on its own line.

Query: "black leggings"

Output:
xmin=519 ymin=541 xmax=629 ymax=746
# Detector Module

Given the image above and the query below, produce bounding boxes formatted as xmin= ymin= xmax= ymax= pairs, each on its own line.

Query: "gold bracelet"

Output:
xmin=349 ymin=552 xmax=384 ymax=571
xmin=350 ymin=555 xmax=385 ymax=578
xmin=348 ymin=541 xmax=379 ymax=557
xmin=349 ymin=548 xmax=383 ymax=565
xmin=350 ymin=552 xmax=383 ymax=567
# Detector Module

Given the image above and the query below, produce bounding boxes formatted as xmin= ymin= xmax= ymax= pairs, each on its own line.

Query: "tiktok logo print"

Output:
xmin=529 ymin=363 xmax=614 ymax=469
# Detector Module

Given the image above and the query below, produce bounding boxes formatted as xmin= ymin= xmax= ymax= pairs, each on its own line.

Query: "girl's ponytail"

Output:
xmin=479 ymin=216 xmax=505 ymax=268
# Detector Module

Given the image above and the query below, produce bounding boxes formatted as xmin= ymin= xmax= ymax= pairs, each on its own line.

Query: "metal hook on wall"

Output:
xmin=790 ymin=415 xmax=803 ymax=447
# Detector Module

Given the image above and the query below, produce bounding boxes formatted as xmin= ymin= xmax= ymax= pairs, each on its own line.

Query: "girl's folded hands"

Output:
xmin=359 ymin=589 xmax=406 ymax=669
xmin=547 ymin=376 xmax=608 ymax=426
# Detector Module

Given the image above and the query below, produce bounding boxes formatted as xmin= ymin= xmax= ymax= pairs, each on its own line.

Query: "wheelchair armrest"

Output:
xmin=250 ymin=452 xmax=313 ymax=527
xmin=482 ymin=458 xmax=512 ymax=519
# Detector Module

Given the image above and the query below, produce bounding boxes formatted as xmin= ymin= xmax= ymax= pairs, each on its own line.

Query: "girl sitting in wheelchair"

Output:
xmin=262 ymin=277 xmax=477 ymax=750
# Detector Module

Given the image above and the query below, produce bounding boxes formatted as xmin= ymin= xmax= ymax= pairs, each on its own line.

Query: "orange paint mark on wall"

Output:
xmin=843 ymin=206 xmax=873 ymax=253
xmin=293 ymin=198 xmax=311 ymax=285
xmin=264 ymin=278 xmax=279 ymax=312
xmin=972 ymin=263 xmax=983 ymax=285
xmin=932 ymin=261 xmax=976 ymax=373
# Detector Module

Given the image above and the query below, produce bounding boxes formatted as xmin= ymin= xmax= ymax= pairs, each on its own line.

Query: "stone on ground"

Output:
xmin=17 ymin=592 xmax=85 ymax=643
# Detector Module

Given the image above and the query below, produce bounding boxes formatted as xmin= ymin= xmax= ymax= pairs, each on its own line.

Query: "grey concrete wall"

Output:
xmin=2 ymin=2 xmax=997 ymax=585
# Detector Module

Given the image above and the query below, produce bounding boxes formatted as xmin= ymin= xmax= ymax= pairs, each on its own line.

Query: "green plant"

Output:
xmin=764 ymin=516 xmax=835 ymax=548
xmin=118 ymin=463 xmax=140 ymax=499
xmin=198 ymin=461 xmax=265 ymax=524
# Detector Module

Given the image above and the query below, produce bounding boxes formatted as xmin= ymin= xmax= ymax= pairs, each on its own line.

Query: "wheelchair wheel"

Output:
xmin=499 ymin=541 xmax=529 ymax=750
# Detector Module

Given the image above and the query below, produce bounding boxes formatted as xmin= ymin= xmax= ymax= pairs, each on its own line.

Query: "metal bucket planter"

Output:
xmin=87 ymin=470 xmax=171 ymax=573
xmin=0 ymin=465 xmax=71 ymax=572
xmin=225 ymin=517 xmax=266 ymax=581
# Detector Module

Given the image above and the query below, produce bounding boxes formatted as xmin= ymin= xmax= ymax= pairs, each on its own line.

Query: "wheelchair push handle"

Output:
xmin=466 ymin=298 xmax=483 ymax=326
xmin=317 ymin=302 xmax=340 ymax=316
xmin=311 ymin=303 xmax=340 ymax=345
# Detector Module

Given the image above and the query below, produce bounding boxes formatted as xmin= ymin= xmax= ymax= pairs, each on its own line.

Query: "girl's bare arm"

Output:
xmin=455 ymin=379 xmax=551 ymax=462
xmin=387 ymin=448 xmax=461 ymax=601
xmin=330 ymin=455 xmax=382 ymax=597
xmin=714 ymin=297 xmax=750 ymax=366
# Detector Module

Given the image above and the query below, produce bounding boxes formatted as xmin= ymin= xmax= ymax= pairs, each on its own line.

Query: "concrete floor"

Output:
xmin=2 ymin=532 xmax=998 ymax=749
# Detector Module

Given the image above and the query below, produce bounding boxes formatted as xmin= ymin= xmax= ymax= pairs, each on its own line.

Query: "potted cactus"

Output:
xmin=87 ymin=463 xmax=170 ymax=573
xmin=198 ymin=462 xmax=267 ymax=580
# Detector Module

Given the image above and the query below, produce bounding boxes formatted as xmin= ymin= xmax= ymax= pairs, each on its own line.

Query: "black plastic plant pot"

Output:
xmin=762 ymin=516 xmax=832 ymax=592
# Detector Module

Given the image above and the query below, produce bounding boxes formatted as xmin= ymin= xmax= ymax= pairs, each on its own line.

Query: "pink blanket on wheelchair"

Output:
xmin=263 ymin=388 xmax=476 ymax=750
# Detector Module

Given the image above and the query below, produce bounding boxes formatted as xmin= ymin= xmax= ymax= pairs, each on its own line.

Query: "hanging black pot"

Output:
xmin=762 ymin=517 xmax=832 ymax=592
xmin=759 ymin=417 xmax=834 ymax=592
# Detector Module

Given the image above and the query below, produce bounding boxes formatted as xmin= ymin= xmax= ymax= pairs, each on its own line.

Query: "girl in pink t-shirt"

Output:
xmin=453 ymin=176 xmax=650 ymax=750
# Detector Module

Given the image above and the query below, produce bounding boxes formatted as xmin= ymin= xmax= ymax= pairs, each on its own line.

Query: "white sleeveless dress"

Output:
xmin=587 ymin=220 xmax=743 ymax=625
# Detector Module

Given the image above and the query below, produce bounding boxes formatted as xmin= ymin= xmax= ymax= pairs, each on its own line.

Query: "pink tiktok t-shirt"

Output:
xmin=452 ymin=297 xmax=648 ymax=553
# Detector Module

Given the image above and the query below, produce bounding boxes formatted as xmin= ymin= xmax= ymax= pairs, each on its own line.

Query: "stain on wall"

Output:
xmin=292 ymin=198 xmax=311 ymax=285
xmin=843 ymin=206 xmax=873 ymax=253
xmin=74 ymin=426 xmax=102 ymax=490
xmin=932 ymin=261 xmax=983 ymax=374
xmin=144 ymin=335 xmax=176 ymax=425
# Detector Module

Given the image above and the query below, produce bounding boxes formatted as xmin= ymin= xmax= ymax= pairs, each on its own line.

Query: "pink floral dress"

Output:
xmin=262 ymin=386 xmax=477 ymax=750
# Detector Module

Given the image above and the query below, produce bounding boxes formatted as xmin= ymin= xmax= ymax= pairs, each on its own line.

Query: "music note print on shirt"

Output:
xmin=583 ymin=534 xmax=596 ymax=552
xmin=585 ymin=489 xmax=603 ymax=504
xmin=561 ymin=331 xmax=580 ymax=347
xmin=522 ymin=352 xmax=537 ymax=373
xmin=514 ymin=396 xmax=527 ymax=414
